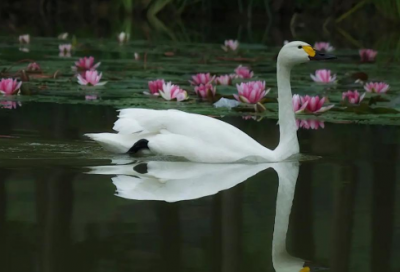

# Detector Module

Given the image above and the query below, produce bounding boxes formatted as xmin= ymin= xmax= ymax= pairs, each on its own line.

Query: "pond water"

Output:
xmin=1 ymin=28 xmax=400 ymax=272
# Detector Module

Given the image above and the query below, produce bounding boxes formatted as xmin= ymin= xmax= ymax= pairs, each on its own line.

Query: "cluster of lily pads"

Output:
xmin=0 ymin=35 xmax=393 ymax=130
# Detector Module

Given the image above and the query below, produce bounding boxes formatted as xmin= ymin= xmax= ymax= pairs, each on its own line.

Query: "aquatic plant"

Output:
xmin=234 ymin=81 xmax=269 ymax=104
xmin=292 ymin=94 xmax=309 ymax=113
xmin=310 ymin=69 xmax=336 ymax=83
xmin=294 ymin=95 xmax=334 ymax=113
xmin=296 ymin=119 xmax=325 ymax=130
xmin=235 ymin=65 xmax=254 ymax=79
xmin=19 ymin=34 xmax=30 ymax=44
xmin=195 ymin=84 xmax=216 ymax=99
xmin=77 ymin=71 xmax=107 ymax=86
xmin=118 ymin=32 xmax=130 ymax=44
xmin=215 ymin=75 xmax=232 ymax=85
xmin=58 ymin=33 xmax=68 ymax=40
xmin=72 ymin=56 xmax=101 ymax=72
xmin=159 ymin=82 xmax=188 ymax=101
xmin=145 ymin=79 xmax=164 ymax=96
xmin=0 ymin=78 xmax=22 ymax=95
xmin=342 ymin=90 xmax=365 ymax=104
xmin=222 ymin=40 xmax=239 ymax=51
xmin=364 ymin=82 xmax=389 ymax=93
xmin=27 ymin=62 xmax=41 ymax=72
xmin=134 ymin=53 xmax=140 ymax=60
xmin=59 ymin=44 xmax=72 ymax=57
xmin=189 ymin=73 xmax=215 ymax=86
xmin=314 ymin=42 xmax=334 ymax=52
xmin=359 ymin=49 xmax=377 ymax=62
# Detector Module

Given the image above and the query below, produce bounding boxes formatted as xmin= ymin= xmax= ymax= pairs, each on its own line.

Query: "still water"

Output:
xmin=1 ymin=103 xmax=400 ymax=272
xmin=1 ymin=15 xmax=400 ymax=271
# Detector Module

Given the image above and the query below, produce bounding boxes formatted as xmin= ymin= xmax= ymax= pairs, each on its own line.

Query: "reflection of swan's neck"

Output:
xmin=272 ymin=163 xmax=303 ymax=272
xmin=275 ymin=62 xmax=299 ymax=160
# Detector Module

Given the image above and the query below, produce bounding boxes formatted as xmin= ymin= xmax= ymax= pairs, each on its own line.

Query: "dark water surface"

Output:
xmin=1 ymin=103 xmax=400 ymax=272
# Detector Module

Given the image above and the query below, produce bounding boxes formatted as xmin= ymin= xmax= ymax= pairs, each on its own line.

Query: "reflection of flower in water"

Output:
xmin=242 ymin=115 xmax=256 ymax=120
xmin=0 ymin=101 xmax=21 ymax=109
xmin=19 ymin=47 xmax=29 ymax=53
xmin=296 ymin=119 xmax=325 ymax=130
xmin=85 ymin=95 xmax=98 ymax=101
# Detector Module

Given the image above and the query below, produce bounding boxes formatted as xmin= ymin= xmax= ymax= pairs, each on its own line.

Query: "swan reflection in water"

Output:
xmin=89 ymin=160 xmax=328 ymax=272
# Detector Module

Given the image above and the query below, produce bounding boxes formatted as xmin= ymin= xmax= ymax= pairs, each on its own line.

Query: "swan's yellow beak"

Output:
xmin=302 ymin=46 xmax=316 ymax=57
xmin=300 ymin=267 xmax=310 ymax=272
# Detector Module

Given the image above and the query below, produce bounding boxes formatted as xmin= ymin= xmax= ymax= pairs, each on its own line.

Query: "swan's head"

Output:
xmin=278 ymin=41 xmax=336 ymax=67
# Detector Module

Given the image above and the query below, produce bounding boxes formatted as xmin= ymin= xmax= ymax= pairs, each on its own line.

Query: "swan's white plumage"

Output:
xmin=85 ymin=41 xmax=319 ymax=163
xmin=86 ymin=108 xmax=276 ymax=162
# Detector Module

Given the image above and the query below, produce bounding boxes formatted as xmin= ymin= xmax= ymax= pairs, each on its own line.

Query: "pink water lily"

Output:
xmin=159 ymin=82 xmax=188 ymax=101
xmin=342 ymin=90 xmax=365 ymax=104
xmin=0 ymin=78 xmax=22 ymax=95
xmin=296 ymin=95 xmax=334 ymax=113
xmin=195 ymin=84 xmax=216 ymax=99
xmin=215 ymin=75 xmax=232 ymax=85
xmin=190 ymin=73 xmax=215 ymax=86
xmin=72 ymin=56 xmax=101 ymax=72
xmin=235 ymin=65 xmax=254 ymax=79
xmin=118 ymin=32 xmax=129 ymax=44
xmin=292 ymin=94 xmax=309 ymax=113
xmin=359 ymin=49 xmax=377 ymax=62
xmin=310 ymin=69 xmax=336 ymax=83
xmin=77 ymin=70 xmax=107 ymax=86
xmin=364 ymin=82 xmax=389 ymax=93
xmin=222 ymin=40 xmax=239 ymax=51
xmin=234 ymin=81 xmax=269 ymax=104
xmin=59 ymin=44 xmax=72 ymax=57
xmin=0 ymin=101 xmax=21 ymax=110
xmin=19 ymin=34 xmax=30 ymax=44
xmin=314 ymin=42 xmax=334 ymax=52
xmin=296 ymin=119 xmax=325 ymax=130
xmin=27 ymin=62 xmax=41 ymax=72
xmin=145 ymin=79 xmax=165 ymax=96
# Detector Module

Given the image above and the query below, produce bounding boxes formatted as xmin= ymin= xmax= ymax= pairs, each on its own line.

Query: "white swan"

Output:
xmin=85 ymin=41 xmax=335 ymax=163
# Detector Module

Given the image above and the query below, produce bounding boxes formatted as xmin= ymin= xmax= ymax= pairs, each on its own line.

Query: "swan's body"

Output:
xmin=85 ymin=41 xmax=335 ymax=163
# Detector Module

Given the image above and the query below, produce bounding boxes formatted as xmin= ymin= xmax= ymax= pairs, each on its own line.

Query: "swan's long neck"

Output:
xmin=275 ymin=62 xmax=299 ymax=160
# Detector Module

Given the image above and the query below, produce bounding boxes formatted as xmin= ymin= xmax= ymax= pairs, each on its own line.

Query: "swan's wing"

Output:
xmin=115 ymin=109 xmax=270 ymax=155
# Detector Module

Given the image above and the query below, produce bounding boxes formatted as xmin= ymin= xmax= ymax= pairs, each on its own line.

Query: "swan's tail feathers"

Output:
xmin=113 ymin=118 xmax=144 ymax=134
xmin=117 ymin=108 xmax=174 ymax=133
xmin=85 ymin=133 xmax=138 ymax=153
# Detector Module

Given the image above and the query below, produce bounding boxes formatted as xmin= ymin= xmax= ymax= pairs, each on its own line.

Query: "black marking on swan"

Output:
xmin=128 ymin=139 xmax=149 ymax=154
xmin=133 ymin=163 xmax=148 ymax=174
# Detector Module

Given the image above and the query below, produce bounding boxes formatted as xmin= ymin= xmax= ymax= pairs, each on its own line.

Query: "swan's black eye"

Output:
xmin=298 ymin=46 xmax=302 ymax=49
